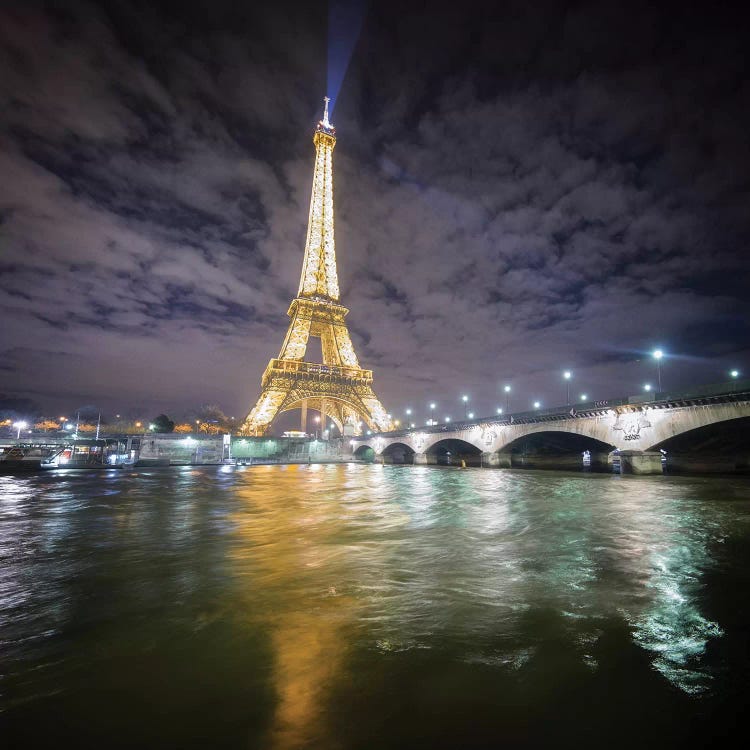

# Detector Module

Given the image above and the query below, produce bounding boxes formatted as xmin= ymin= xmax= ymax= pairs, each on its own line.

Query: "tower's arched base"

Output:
xmin=239 ymin=360 xmax=390 ymax=436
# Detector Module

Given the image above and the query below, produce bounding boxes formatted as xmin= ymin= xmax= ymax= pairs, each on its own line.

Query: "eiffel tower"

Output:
xmin=239 ymin=98 xmax=393 ymax=437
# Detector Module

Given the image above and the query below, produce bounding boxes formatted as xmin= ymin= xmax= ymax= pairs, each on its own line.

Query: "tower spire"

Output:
xmin=298 ymin=97 xmax=339 ymax=300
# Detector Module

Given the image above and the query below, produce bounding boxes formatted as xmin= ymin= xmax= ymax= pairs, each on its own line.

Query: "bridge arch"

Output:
xmin=644 ymin=415 xmax=750 ymax=473
xmin=497 ymin=430 xmax=616 ymax=471
xmin=427 ymin=438 xmax=483 ymax=467
xmin=381 ymin=442 xmax=416 ymax=464
xmin=418 ymin=431 xmax=485 ymax=455
xmin=641 ymin=405 xmax=750 ymax=452
xmin=353 ymin=444 xmax=375 ymax=462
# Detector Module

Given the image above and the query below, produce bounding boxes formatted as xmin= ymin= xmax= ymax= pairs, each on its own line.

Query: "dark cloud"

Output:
xmin=0 ymin=0 xmax=748 ymax=423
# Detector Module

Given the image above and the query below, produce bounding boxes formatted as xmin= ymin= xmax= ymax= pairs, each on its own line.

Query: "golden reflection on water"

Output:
xmin=230 ymin=464 xmax=381 ymax=748
xmin=2 ymin=465 xmax=746 ymax=748
xmin=225 ymin=464 xmax=731 ymax=744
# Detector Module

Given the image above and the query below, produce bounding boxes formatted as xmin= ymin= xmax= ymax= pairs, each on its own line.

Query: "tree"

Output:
xmin=152 ymin=414 xmax=175 ymax=433
xmin=35 ymin=420 xmax=62 ymax=431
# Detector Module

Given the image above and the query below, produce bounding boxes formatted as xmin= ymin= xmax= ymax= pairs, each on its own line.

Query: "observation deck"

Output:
xmin=261 ymin=359 xmax=373 ymax=387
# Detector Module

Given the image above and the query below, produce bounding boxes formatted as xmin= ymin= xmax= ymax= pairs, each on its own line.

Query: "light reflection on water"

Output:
xmin=1 ymin=466 xmax=749 ymax=748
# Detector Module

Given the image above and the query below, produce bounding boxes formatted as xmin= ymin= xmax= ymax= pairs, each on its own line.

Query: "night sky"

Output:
xmin=1 ymin=0 xmax=748 ymax=425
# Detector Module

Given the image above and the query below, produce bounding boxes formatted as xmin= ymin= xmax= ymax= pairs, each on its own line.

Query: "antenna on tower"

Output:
xmin=322 ymin=96 xmax=331 ymax=128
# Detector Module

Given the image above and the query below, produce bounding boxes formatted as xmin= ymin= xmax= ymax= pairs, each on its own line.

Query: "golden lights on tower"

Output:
xmin=240 ymin=98 xmax=392 ymax=436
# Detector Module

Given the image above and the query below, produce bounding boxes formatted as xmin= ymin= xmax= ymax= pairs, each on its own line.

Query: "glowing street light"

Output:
xmin=428 ymin=402 xmax=436 ymax=426
xmin=445 ymin=417 xmax=451 ymax=423
xmin=503 ymin=384 xmax=511 ymax=412
xmin=405 ymin=408 xmax=412 ymax=416
xmin=563 ymin=370 xmax=572 ymax=404
xmin=730 ymin=369 xmax=739 ymax=378
xmin=13 ymin=420 xmax=27 ymax=439
xmin=580 ymin=394 xmax=588 ymax=402
xmin=461 ymin=394 xmax=469 ymax=419
xmin=644 ymin=383 xmax=652 ymax=392
xmin=652 ymin=349 xmax=664 ymax=391
xmin=496 ymin=407 xmax=503 ymax=415
xmin=533 ymin=401 xmax=541 ymax=409
xmin=467 ymin=412 xmax=474 ymax=419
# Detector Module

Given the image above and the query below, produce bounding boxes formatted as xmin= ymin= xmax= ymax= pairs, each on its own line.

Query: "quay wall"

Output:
xmin=137 ymin=434 xmax=348 ymax=466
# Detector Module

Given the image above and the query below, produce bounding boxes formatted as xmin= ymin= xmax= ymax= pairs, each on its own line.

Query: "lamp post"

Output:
xmin=504 ymin=384 xmax=511 ymax=412
xmin=429 ymin=402 xmax=436 ymax=426
xmin=461 ymin=394 xmax=469 ymax=419
xmin=314 ymin=415 xmax=320 ymax=440
xmin=13 ymin=420 xmax=27 ymax=439
xmin=563 ymin=371 xmax=572 ymax=404
xmin=653 ymin=349 xmax=663 ymax=391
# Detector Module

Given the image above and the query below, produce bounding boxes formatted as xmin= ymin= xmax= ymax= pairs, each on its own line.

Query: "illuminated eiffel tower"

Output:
xmin=240 ymin=98 xmax=393 ymax=437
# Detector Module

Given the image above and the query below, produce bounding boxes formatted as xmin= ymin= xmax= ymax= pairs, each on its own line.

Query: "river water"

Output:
xmin=1 ymin=464 xmax=749 ymax=748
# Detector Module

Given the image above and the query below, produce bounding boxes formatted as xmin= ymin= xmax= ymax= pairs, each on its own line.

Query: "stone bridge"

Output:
xmin=350 ymin=384 xmax=750 ymax=474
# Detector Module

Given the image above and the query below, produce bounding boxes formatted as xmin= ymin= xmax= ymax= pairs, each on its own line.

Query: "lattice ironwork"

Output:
xmin=240 ymin=99 xmax=392 ymax=436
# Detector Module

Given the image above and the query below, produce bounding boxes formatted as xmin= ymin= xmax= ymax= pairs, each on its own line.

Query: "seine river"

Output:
xmin=2 ymin=464 xmax=749 ymax=748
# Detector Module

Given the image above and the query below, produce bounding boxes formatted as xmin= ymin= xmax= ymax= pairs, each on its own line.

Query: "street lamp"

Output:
xmin=644 ymin=383 xmax=652 ymax=392
xmin=504 ymin=384 xmax=511 ymax=412
xmin=13 ymin=420 xmax=27 ymax=439
xmin=429 ymin=402 xmax=436 ymax=426
xmin=467 ymin=412 xmax=474 ymax=419
xmin=314 ymin=415 xmax=321 ymax=440
xmin=563 ymin=371 xmax=572 ymax=404
xmin=652 ymin=349 xmax=664 ymax=391
xmin=580 ymin=394 xmax=587 ymax=402
xmin=461 ymin=394 xmax=469 ymax=419
xmin=730 ymin=369 xmax=739 ymax=378
xmin=496 ymin=407 xmax=503 ymax=415
xmin=445 ymin=417 xmax=451 ymax=423
xmin=533 ymin=401 xmax=541 ymax=409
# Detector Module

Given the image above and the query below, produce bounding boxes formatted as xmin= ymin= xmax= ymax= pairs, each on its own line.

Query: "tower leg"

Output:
xmin=301 ymin=399 xmax=308 ymax=434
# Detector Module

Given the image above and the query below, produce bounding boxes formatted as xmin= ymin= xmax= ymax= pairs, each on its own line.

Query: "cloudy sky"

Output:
xmin=1 ymin=0 xmax=748 ymax=425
